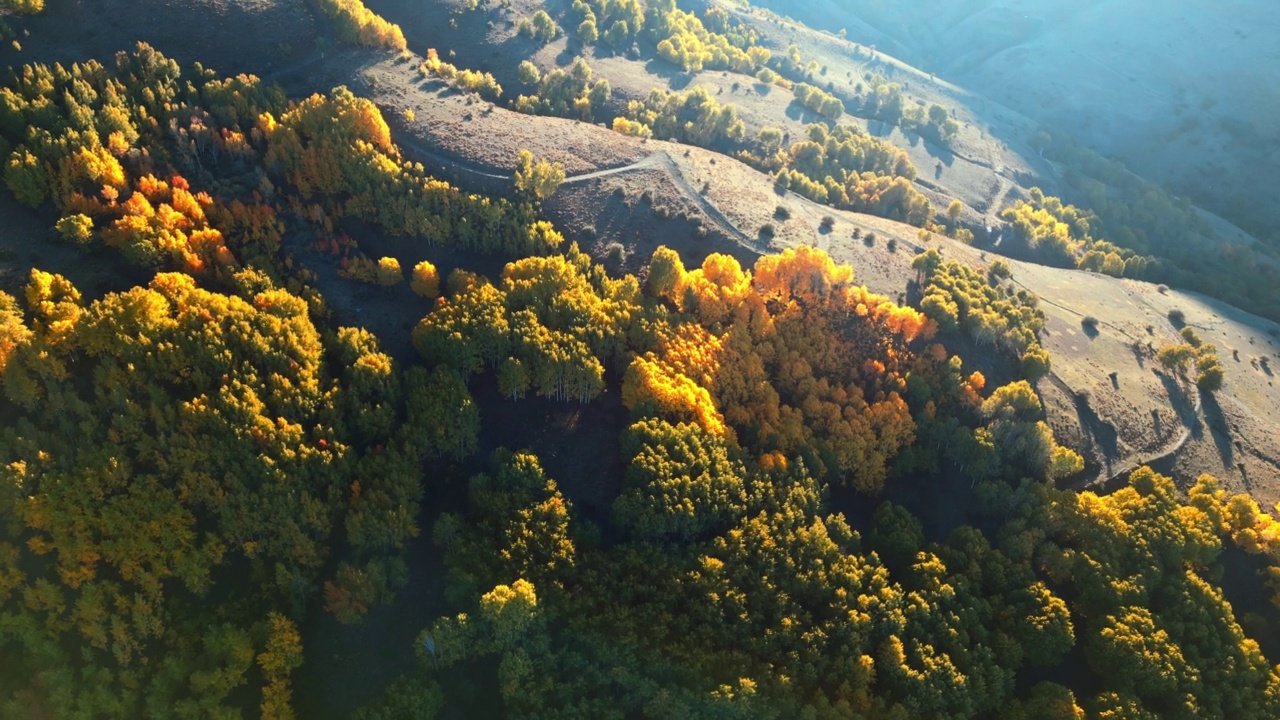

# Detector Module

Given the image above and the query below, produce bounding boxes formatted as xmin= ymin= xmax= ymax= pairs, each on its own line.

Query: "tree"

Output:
xmin=377 ymin=256 xmax=403 ymax=287
xmin=530 ymin=10 xmax=559 ymax=43
xmin=1156 ymin=343 xmax=1194 ymax=375
xmin=1047 ymin=445 xmax=1084 ymax=480
xmin=514 ymin=149 xmax=565 ymax=201
xmin=517 ymin=60 xmax=542 ymax=86
xmin=55 ymin=214 xmax=94 ymax=245
xmin=947 ymin=199 xmax=964 ymax=224
xmin=1196 ymin=356 xmax=1225 ymax=392
xmin=1021 ymin=345 xmax=1052 ymax=381
xmin=411 ymin=260 xmax=440 ymax=298
xmin=646 ymin=245 xmax=685 ymax=301
xmin=498 ymin=357 xmax=530 ymax=400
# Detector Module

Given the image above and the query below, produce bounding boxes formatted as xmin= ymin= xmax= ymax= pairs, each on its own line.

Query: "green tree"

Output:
xmin=517 ymin=60 xmax=542 ymax=86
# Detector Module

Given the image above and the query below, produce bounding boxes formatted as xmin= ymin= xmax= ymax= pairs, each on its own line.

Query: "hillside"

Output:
xmin=1 ymin=1 xmax=1279 ymax=719
xmin=753 ymin=0 xmax=1280 ymax=242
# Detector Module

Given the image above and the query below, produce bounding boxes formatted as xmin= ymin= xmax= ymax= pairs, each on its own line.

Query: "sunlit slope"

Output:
xmin=756 ymin=0 xmax=1280 ymax=238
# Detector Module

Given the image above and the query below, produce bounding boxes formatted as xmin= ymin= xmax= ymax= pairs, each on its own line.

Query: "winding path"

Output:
xmin=387 ymin=131 xmax=759 ymax=246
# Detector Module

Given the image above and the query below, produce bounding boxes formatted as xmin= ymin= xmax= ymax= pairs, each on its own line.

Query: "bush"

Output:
xmin=760 ymin=222 xmax=776 ymax=239
xmin=1168 ymin=308 xmax=1186 ymax=326
xmin=885 ymin=237 xmax=896 ymax=252
xmin=820 ymin=215 xmax=835 ymax=230
xmin=775 ymin=205 xmax=791 ymax=220
xmin=1081 ymin=315 xmax=1099 ymax=330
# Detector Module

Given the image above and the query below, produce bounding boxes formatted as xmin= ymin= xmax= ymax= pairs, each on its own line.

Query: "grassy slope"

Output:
xmin=751 ymin=0 xmax=1280 ymax=241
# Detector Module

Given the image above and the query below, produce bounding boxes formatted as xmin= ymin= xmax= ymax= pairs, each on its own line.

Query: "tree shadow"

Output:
xmin=923 ymin=139 xmax=955 ymax=165
xmin=785 ymin=101 xmax=829 ymax=125
xmin=642 ymin=59 xmax=693 ymax=90
xmin=866 ymin=118 xmax=894 ymax=138
xmin=1129 ymin=342 xmax=1148 ymax=369
xmin=1157 ymin=371 xmax=1202 ymax=439
xmin=1199 ymin=389 xmax=1235 ymax=468
xmin=1074 ymin=393 xmax=1119 ymax=472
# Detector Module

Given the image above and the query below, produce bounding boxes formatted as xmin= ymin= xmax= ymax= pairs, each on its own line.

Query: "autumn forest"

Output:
xmin=0 ymin=0 xmax=1279 ymax=718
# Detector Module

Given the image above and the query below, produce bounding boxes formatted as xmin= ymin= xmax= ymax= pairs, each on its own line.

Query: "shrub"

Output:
xmin=760 ymin=223 xmax=776 ymax=238
xmin=1168 ymin=308 xmax=1186 ymax=326
xmin=775 ymin=204 xmax=791 ymax=220
xmin=1081 ymin=315 xmax=1099 ymax=330
xmin=885 ymin=237 xmax=896 ymax=252
xmin=820 ymin=215 xmax=835 ymax=230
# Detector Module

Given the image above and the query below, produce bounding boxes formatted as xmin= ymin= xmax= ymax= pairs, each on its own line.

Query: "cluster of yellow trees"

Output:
xmin=745 ymin=121 xmax=933 ymax=226
xmin=0 ymin=45 xmax=502 ymax=717
xmin=318 ymin=0 xmax=407 ymax=51
xmin=571 ymin=0 xmax=766 ymax=74
xmin=421 ymin=415 xmax=1267 ymax=718
xmin=419 ymin=48 xmax=503 ymax=102
xmin=1001 ymin=187 xmax=1150 ymax=277
xmin=912 ymin=249 xmax=1051 ymax=379
xmin=414 ymin=246 xmax=641 ymax=403
xmin=0 ymin=269 xmax=442 ymax=717
xmin=630 ymin=245 xmax=928 ymax=492
xmin=513 ymin=57 xmax=612 ymax=122
xmin=616 ymin=85 xmax=746 ymax=146
xmin=1158 ymin=326 xmax=1226 ymax=392
xmin=793 ymin=81 xmax=845 ymax=120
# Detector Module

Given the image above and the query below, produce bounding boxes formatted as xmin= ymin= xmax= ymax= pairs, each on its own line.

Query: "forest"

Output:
xmin=0 ymin=0 xmax=1278 ymax=718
